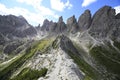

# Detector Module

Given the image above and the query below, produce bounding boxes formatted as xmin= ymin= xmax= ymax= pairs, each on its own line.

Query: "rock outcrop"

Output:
xmin=55 ymin=16 xmax=67 ymax=33
xmin=0 ymin=15 xmax=37 ymax=39
xmin=0 ymin=33 xmax=6 ymax=45
xmin=78 ymin=10 xmax=91 ymax=31
xmin=41 ymin=19 xmax=51 ymax=31
xmin=89 ymin=6 xmax=116 ymax=39
xmin=67 ymin=15 xmax=79 ymax=33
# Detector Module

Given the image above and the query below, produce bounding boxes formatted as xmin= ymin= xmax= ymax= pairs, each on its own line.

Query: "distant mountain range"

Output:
xmin=0 ymin=5 xmax=120 ymax=80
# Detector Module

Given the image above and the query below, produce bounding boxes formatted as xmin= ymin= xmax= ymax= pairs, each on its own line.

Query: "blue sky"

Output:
xmin=0 ymin=0 xmax=120 ymax=26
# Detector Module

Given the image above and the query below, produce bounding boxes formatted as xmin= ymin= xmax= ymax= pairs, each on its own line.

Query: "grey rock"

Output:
xmin=89 ymin=6 xmax=116 ymax=39
xmin=0 ymin=15 xmax=37 ymax=39
xmin=60 ymin=35 xmax=81 ymax=57
xmin=116 ymin=13 xmax=120 ymax=19
xmin=55 ymin=16 xmax=67 ymax=33
xmin=110 ymin=19 xmax=120 ymax=41
xmin=49 ymin=22 xmax=57 ymax=32
xmin=78 ymin=10 xmax=91 ymax=31
xmin=35 ymin=24 xmax=40 ymax=32
xmin=3 ymin=40 xmax=24 ymax=54
xmin=67 ymin=15 xmax=79 ymax=33
xmin=0 ymin=33 xmax=6 ymax=45
xmin=41 ymin=19 xmax=50 ymax=31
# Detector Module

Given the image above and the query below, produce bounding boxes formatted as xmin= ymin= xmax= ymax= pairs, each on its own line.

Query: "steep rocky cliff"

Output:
xmin=89 ymin=6 xmax=120 ymax=41
xmin=0 ymin=15 xmax=37 ymax=39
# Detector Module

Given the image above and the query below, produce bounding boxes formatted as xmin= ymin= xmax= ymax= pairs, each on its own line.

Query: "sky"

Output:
xmin=0 ymin=0 xmax=120 ymax=26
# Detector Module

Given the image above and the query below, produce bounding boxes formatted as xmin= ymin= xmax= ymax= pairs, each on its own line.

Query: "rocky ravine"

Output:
xmin=0 ymin=5 xmax=120 ymax=80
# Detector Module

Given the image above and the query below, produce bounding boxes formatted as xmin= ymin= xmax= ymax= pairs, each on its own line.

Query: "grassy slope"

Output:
xmin=59 ymin=36 xmax=101 ymax=80
xmin=0 ymin=38 xmax=53 ymax=80
xmin=68 ymin=51 xmax=98 ymax=80
xmin=11 ymin=68 xmax=48 ymax=80
xmin=89 ymin=41 xmax=120 ymax=79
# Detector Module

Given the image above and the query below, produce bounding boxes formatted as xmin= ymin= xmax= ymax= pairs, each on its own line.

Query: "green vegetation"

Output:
xmin=0 ymin=38 xmax=52 ymax=80
xmin=0 ymin=50 xmax=2 ymax=54
xmin=106 ymin=42 xmax=120 ymax=62
xmin=62 ymin=41 xmax=101 ymax=80
xmin=52 ymin=36 xmax=60 ymax=49
xmin=84 ymin=76 xmax=92 ymax=80
xmin=67 ymin=50 xmax=100 ymax=80
xmin=0 ymin=53 xmax=23 ymax=71
xmin=90 ymin=45 xmax=120 ymax=79
xmin=114 ymin=41 xmax=120 ymax=50
xmin=35 ymin=40 xmax=51 ymax=52
xmin=11 ymin=68 xmax=48 ymax=80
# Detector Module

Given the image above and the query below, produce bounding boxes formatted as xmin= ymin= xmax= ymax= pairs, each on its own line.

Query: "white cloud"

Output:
xmin=16 ymin=0 xmax=43 ymax=6
xmin=16 ymin=0 xmax=59 ymax=18
xmin=114 ymin=5 xmax=120 ymax=14
xmin=50 ymin=0 xmax=72 ymax=12
xmin=0 ymin=3 xmax=45 ymax=25
xmin=82 ymin=0 xmax=97 ymax=7
xmin=0 ymin=0 xmax=60 ymax=26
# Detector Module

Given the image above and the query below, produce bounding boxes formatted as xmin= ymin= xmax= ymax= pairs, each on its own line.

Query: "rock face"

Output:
xmin=55 ymin=16 xmax=67 ymax=33
xmin=41 ymin=19 xmax=51 ymax=31
xmin=88 ymin=6 xmax=119 ymax=40
xmin=0 ymin=33 xmax=6 ymax=45
xmin=41 ymin=19 xmax=57 ymax=33
xmin=60 ymin=35 xmax=80 ymax=56
xmin=78 ymin=10 xmax=91 ymax=31
xmin=3 ymin=40 xmax=24 ymax=54
xmin=0 ymin=15 xmax=37 ymax=39
xmin=67 ymin=15 xmax=79 ymax=33
xmin=116 ymin=13 xmax=120 ymax=19
xmin=40 ymin=17 xmax=67 ymax=34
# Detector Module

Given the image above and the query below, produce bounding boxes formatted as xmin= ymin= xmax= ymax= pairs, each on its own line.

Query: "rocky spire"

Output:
xmin=55 ymin=16 xmax=67 ymax=33
xmin=78 ymin=9 xmax=91 ymax=31
xmin=89 ymin=6 xmax=116 ymax=39
xmin=67 ymin=15 xmax=79 ymax=33
xmin=58 ymin=16 xmax=63 ymax=23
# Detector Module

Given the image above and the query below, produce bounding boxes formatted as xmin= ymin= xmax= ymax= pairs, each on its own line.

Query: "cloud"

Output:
xmin=82 ymin=0 xmax=97 ymax=7
xmin=16 ymin=0 xmax=42 ymax=5
xmin=0 ymin=0 xmax=59 ymax=26
xmin=0 ymin=3 xmax=45 ymax=25
xmin=16 ymin=0 xmax=59 ymax=18
xmin=114 ymin=5 xmax=120 ymax=14
xmin=50 ymin=0 xmax=72 ymax=12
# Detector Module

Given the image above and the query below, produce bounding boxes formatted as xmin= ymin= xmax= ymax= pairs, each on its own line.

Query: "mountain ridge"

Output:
xmin=0 ymin=5 xmax=120 ymax=80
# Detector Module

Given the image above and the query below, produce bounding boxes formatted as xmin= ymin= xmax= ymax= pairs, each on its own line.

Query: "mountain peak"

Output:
xmin=58 ymin=16 xmax=63 ymax=23
xmin=78 ymin=9 xmax=91 ymax=31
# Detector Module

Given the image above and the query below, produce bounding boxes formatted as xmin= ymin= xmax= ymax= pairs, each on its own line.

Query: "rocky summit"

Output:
xmin=0 ymin=5 xmax=120 ymax=80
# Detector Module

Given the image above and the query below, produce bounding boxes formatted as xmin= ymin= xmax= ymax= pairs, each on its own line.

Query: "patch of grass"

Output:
xmin=0 ymin=53 xmax=23 ymax=71
xmin=68 ymin=50 xmax=99 ymax=80
xmin=32 ymin=39 xmax=53 ymax=53
xmin=84 ymin=76 xmax=92 ymax=80
xmin=11 ymin=68 xmax=48 ymax=80
xmin=114 ymin=41 xmax=120 ymax=50
xmin=0 ymin=39 xmax=52 ymax=80
xmin=90 ymin=45 xmax=120 ymax=79
xmin=37 ymin=40 xmax=50 ymax=52
xmin=0 ymin=50 xmax=2 ymax=54
xmin=106 ymin=42 xmax=120 ymax=62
